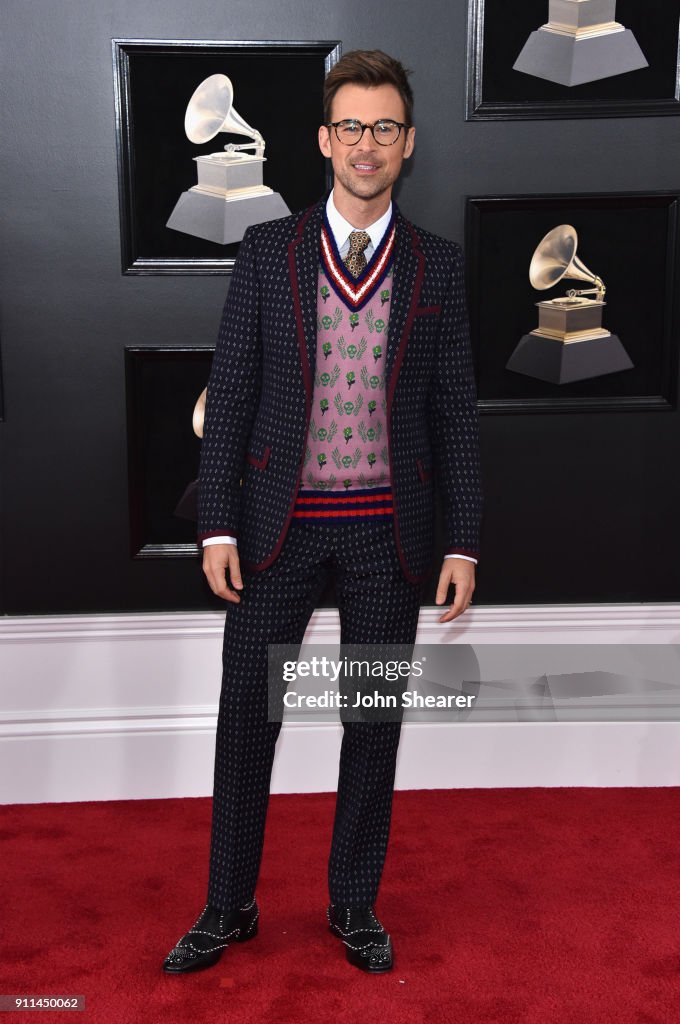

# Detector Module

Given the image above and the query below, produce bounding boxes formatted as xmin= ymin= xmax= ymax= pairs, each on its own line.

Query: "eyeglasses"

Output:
xmin=326 ymin=119 xmax=410 ymax=146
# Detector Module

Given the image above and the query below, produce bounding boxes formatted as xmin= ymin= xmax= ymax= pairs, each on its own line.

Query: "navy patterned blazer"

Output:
xmin=198 ymin=198 xmax=483 ymax=585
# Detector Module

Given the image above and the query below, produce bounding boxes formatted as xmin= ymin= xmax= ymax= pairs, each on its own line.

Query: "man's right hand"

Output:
xmin=202 ymin=544 xmax=244 ymax=603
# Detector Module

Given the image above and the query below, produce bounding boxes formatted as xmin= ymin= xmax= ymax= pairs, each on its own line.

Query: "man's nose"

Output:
xmin=355 ymin=126 xmax=378 ymax=150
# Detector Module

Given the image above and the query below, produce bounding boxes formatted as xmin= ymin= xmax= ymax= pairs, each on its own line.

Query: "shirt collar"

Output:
xmin=325 ymin=190 xmax=393 ymax=252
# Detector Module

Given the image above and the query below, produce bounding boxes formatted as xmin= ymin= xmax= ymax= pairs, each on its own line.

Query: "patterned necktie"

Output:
xmin=344 ymin=231 xmax=371 ymax=278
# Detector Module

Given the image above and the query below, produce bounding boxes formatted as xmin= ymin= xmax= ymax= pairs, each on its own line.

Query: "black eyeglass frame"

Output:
xmin=325 ymin=119 xmax=411 ymax=146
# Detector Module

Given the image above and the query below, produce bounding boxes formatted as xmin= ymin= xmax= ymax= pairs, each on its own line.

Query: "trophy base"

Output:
xmin=166 ymin=188 xmax=291 ymax=245
xmin=513 ymin=27 xmax=648 ymax=86
xmin=194 ymin=153 xmax=266 ymax=192
xmin=506 ymin=332 xmax=634 ymax=384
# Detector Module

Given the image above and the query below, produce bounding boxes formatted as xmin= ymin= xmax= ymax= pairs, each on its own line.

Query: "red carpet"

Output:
xmin=2 ymin=788 xmax=680 ymax=1023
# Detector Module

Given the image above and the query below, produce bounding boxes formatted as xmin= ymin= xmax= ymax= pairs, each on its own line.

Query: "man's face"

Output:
xmin=318 ymin=83 xmax=415 ymax=207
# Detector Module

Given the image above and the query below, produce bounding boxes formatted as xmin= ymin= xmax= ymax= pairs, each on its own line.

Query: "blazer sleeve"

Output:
xmin=197 ymin=227 xmax=262 ymax=543
xmin=427 ymin=245 xmax=483 ymax=561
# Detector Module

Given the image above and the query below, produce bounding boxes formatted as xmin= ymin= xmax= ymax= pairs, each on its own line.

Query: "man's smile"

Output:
xmin=351 ymin=161 xmax=380 ymax=172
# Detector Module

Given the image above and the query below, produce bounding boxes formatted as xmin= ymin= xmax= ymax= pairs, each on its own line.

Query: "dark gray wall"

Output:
xmin=1 ymin=0 xmax=679 ymax=613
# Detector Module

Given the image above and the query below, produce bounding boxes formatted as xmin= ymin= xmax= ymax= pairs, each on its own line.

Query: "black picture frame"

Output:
xmin=465 ymin=192 xmax=680 ymax=413
xmin=112 ymin=39 xmax=341 ymax=275
xmin=0 ymin=333 xmax=5 ymax=422
xmin=466 ymin=0 xmax=680 ymax=120
xmin=125 ymin=347 xmax=214 ymax=558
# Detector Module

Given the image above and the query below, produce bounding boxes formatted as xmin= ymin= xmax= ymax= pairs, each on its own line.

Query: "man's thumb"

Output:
xmin=229 ymin=560 xmax=244 ymax=589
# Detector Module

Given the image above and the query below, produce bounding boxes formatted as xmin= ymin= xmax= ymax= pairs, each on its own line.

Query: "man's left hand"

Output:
xmin=435 ymin=559 xmax=476 ymax=623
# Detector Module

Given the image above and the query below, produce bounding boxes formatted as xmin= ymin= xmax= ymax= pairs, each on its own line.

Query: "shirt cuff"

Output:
xmin=444 ymin=553 xmax=477 ymax=564
xmin=202 ymin=535 xmax=238 ymax=547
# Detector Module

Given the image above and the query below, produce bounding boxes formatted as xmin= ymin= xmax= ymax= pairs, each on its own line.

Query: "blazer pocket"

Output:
xmin=415 ymin=456 xmax=433 ymax=484
xmin=246 ymin=443 xmax=271 ymax=471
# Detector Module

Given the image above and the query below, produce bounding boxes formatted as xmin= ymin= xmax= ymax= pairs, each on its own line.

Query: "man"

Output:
xmin=163 ymin=49 xmax=482 ymax=975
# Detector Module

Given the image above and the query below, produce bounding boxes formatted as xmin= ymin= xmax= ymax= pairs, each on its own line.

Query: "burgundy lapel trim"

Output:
xmin=386 ymin=217 xmax=428 ymax=585
xmin=386 ymin=216 xmax=425 ymax=401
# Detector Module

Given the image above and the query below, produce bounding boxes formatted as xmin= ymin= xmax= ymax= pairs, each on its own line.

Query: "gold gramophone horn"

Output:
xmin=192 ymin=388 xmax=206 ymax=438
xmin=529 ymin=224 xmax=605 ymax=299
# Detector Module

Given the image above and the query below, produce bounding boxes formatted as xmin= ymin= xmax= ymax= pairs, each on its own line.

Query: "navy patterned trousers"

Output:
xmin=206 ymin=516 xmax=424 ymax=911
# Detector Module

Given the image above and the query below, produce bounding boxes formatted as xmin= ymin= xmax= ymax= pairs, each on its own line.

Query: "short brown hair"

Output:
xmin=323 ymin=50 xmax=414 ymax=125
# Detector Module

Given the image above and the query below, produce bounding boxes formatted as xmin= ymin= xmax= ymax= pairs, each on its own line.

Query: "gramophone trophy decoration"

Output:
xmin=513 ymin=0 xmax=648 ymax=87
xmin=192 ymin=388 xmax=206 ymax=438
xmin=166 ymin=73 xmax=290 ymax=245
xmin=172 ymin=387 xmax=207 ymax=522
xmin=506 ymin=224 xmax=634 ymax=384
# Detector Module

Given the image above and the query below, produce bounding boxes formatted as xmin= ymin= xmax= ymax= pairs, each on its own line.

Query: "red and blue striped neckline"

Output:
xmin=320 ymin=208 xmax=396 ymax=312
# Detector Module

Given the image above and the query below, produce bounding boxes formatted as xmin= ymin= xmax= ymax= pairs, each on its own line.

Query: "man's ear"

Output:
xmin=318 ymin=124 xmax=333 ymax=159
xmin=403 ymin=126 xmax=416 ymax=160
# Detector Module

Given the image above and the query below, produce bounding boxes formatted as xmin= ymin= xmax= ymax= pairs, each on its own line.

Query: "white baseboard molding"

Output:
xmin=2 ymin=604 xmax=679 ymax=804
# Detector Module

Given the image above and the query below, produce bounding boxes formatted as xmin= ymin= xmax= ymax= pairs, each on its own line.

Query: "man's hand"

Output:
xmin=202 ymin=544 xmax=244 ymax=603
xmin=435 ymin=558 xmax=475 ymax=623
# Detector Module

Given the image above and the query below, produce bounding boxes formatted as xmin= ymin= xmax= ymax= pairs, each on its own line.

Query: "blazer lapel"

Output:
xmin=385 ymin=211 xmax=424 ymax=387
xmin=288 ymin=201 xmax=324 ymax=403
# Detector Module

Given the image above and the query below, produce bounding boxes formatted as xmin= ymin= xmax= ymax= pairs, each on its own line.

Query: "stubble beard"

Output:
xmin=333 ymin=162 xmax=396 ymax=204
